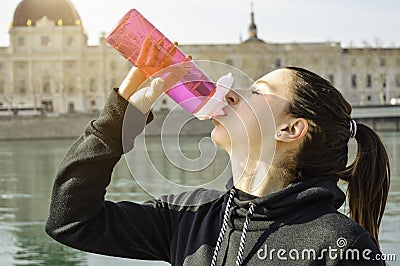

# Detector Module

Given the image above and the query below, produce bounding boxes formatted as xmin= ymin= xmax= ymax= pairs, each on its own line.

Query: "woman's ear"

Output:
xmin=275 ymin=118 xmax=308 ymax=142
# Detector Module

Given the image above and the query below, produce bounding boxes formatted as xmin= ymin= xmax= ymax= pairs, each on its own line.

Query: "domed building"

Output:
xmin=0 ymin=0 xmax=129 ymax=113
xmin=0 ymin=1 xmax=399 ymax=114
xmin=12 ymin=0 xmax=82 ymax=27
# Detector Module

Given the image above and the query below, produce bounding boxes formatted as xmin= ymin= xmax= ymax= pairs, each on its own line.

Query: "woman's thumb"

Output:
xmin=145 ymin=77 xmax=164 ymax=101
xmin=151 ymin=77 xmax=164 ymax=93
xmin=129 ymin=77 xmax=165 ymax=114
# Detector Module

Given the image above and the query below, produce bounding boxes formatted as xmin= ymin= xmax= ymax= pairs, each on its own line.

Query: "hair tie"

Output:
xmin=349 ymin=119 xmax=357 ymax=138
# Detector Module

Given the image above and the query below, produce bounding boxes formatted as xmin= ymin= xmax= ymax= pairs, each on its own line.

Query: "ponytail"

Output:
xmin=342 ymin=123 xmax=390 ymax=245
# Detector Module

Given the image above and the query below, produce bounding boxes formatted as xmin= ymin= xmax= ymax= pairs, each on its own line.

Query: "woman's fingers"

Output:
xmin=147 ymin=38 xmax=164 ymax=66
xmin=161 ymin=44 xmax=177 ymax=67
xmin=183 ymin=55 xmax=193 ymax=62
xmin=156 ymin=39 xmax=178 ymax=68
xmin=137 ymin=38 xmax=186 ymax=74
xmin=137 ymin=36 xmax=152 ymax=67
xmin=118 ymin=66 xmax=147 ymax=100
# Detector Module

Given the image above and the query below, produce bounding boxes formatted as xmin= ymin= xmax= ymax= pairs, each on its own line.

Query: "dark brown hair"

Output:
xmin=285 ymin=67 xmax=390 ymax=245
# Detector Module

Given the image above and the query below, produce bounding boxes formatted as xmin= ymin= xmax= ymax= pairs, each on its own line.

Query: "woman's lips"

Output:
xmin=212 ymin=112 xmax=228 ymax=125
xmin=212 ymin=118 xmax=220 ymax=125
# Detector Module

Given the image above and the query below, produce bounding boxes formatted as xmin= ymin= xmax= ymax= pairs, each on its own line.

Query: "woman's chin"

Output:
xmin=211 ymin=125 xmax=230 ymax=150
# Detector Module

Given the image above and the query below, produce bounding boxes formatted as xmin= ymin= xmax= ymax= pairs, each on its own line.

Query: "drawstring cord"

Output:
xmin=211 ymin=189 xmax=235 ymax=266
xmin=236 ymin=202 xmax=256 ymax=266
xmin=211 ymin=189 xmax=256 ymax=266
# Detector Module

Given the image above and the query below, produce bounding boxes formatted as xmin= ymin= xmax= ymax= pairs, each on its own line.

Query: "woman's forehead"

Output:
xmin=255 ymin=69 xmax=294 ymax=101
xmin=257 ymin=69 xmax=294 ymax=84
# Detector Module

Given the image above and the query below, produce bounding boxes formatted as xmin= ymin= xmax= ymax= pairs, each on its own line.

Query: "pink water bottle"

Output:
xmin=106 ymin=9 xmax=233 ymax=119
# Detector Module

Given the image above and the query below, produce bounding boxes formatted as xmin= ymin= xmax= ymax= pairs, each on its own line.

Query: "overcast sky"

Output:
xmin=0 ymin=0 xmax=399 ymax=47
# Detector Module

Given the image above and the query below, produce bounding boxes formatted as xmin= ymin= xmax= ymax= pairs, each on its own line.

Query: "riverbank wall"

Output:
xmin=0 ymin=111 xmax=214 ymax=140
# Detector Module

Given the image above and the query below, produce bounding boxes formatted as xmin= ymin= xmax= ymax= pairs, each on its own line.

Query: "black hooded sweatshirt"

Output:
xmin=45 ymin=89 xmax=384 ymax=265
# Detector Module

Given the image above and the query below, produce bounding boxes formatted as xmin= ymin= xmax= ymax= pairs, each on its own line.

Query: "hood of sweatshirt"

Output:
xmin=211 ymin=178 xmax=346 ymax=266
xmin=228 ymin=178 xmax=346 ymax=230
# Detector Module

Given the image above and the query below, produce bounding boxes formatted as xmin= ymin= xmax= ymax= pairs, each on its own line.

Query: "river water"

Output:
xmin=0 ymin=132 xmax=399 ymax=266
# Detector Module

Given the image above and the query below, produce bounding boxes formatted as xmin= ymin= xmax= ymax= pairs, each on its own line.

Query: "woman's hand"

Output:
xmin=127 ymin=77 xmax=164 ymax=114
xmin=118 ymin=37 xmax=192 ymax=114
xmin=118 ymin=37 xmax=180 ymax=113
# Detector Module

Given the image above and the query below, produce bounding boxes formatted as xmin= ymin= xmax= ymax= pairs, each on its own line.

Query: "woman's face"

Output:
xmin=211 ymin=69 xmax=294 ymax=158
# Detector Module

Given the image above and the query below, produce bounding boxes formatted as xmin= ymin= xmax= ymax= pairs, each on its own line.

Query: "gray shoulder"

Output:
xmin=313 ymin=211 xmax=375 ymax=246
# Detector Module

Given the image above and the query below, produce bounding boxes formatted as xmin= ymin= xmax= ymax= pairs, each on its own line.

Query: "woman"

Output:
xmin=45 ymin=55 xmax=390 ymax=264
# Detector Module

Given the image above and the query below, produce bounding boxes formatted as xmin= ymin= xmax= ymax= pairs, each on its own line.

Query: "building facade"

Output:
xmin=1 ymin=0 xmax=400 ymax=114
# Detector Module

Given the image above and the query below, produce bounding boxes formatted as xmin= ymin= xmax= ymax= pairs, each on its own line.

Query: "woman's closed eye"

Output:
xmin=251 ymin=87 xmax=261 ymax=94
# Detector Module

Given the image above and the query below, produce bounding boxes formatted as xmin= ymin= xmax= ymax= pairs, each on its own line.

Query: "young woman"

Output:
xmin=46 ymin=52 xmax=390 ymax=265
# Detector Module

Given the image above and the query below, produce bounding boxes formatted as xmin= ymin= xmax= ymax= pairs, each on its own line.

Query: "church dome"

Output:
xmin=12 ymin=0 xmax=82 ymax=27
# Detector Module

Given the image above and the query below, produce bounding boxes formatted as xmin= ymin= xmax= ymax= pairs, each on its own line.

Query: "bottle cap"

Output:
xmin=194 ymin=73 xmax=234 ymax=120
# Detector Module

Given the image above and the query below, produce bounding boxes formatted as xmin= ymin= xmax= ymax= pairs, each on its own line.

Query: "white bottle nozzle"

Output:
xmin=193 ymin=73 xmax=234 ymax=120
xmin=218 ymin=73 xmax=233 ymax=87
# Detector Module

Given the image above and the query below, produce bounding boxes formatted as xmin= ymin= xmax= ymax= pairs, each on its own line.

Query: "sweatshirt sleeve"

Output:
xmin=45 ymin=89 xmax=174 ymax=262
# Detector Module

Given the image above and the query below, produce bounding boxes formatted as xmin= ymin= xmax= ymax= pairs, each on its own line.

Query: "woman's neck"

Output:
xmin=231 ymin=157 xmax=287 ymax=197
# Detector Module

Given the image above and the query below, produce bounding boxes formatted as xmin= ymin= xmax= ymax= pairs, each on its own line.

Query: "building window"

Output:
xmin=367 ymin=95 xmax=372 ymax=101
xmin=162 ymin=99 xmax=167 ymax=105
xmin=275 ymin=59 xmax=282 ymax=68
xmin=67 ymin=36 xmax=75 ymax=46
xmin=91 ymin=100 xmax=96 ymax=106
xmin=381 ymin=74 xmax=386 ymax=88
xmin=396 ymin=74 xmax=400 ymax=88
xmin=380 ymin=58 xmax=386 ymax=67
xmin=19 ymin=80 xmax=26 ymax=94
xmin=366 ymin=74 xmax=372 ymax=88
xmin=68 ymin=102 xmax=75 ymax=113
xmin=328 ymin=74 xmax=334 ymax=84
xmin=67 ymin=85 xmax=74 ymax=93
xmin=41 ymin=101 xmax=53 ymax=113
xmin=90 ymin=78 xmax=96 ymax=92
xmin=41 ymin=36 xmax=51 ymax=46
xmin=351 ymin=74 xmax=357 ymax=88
xmin=66 ymin=61 xmax=75 ymax=69
xmin=43 ymin=76 xmax=51 ymax=93
xmin=17 ymin=62 xmax=26 ymax=69
xmin=18 ymin=36 xmax=25 ymax=46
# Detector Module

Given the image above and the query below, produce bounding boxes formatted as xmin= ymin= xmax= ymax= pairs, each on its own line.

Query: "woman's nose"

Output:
xmin=225 ymin=91 xmax=239 ymax=106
